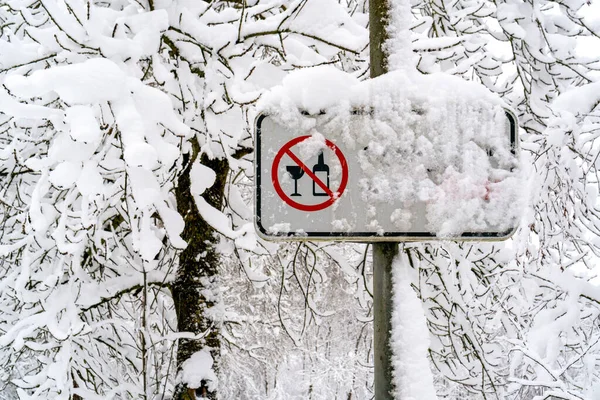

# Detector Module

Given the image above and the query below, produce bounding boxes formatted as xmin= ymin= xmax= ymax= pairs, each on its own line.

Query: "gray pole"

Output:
xmin=370 ymin=0 xmax=389 ymax=79
xmin=369 ymin=0 xmax=397 ymax=399
xmin=373 ymin=243 xmax=397 ymax=399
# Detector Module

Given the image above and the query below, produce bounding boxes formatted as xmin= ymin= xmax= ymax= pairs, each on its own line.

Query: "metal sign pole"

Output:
xmin=369 ymin=0 xmax=397 ymax=398
xmin=373 ymin=242 xmax=397 ymax=399
xmin=255 ymin=0 xmax=519 ymax=395
xmin=370 ymin=0 xmax=389 ymax=79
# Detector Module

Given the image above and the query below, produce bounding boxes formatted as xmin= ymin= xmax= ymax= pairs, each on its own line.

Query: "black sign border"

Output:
xmin=255 ymin=110 xmax=518 ymax=241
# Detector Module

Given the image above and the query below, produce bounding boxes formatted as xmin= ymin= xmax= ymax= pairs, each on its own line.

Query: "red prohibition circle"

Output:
xmin=272 ymin=135 xmax=348 ymax=212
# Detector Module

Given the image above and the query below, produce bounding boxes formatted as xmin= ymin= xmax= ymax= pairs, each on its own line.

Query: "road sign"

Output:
xmin=255 ymin=110 xmax=519 ymax=241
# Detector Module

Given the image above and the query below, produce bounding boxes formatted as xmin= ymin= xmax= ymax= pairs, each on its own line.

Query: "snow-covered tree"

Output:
xmin=398 ymin=0 xmax=600 ymax=398
xmin=2 ymin=0 xmax=600 ymax=399
xmin=0 ymin=0 xmax=367 ymax=398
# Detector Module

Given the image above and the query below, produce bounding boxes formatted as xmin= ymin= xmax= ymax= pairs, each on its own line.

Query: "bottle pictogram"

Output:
xmin=312 ymin=151 xmax=330 ymax=196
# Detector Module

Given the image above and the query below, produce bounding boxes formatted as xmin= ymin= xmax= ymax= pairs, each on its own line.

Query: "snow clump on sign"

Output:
xmin=259 ymin=66 xmax=523 ymax=238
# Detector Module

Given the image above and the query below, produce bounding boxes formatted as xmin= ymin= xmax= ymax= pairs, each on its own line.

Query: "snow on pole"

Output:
xmin=384 ymin=0 xmax=416 ymax=72
xmin=390 ymin=250 xmax=438 ymax=400
xmin=372 ymin=2 xmax=436 ymax=399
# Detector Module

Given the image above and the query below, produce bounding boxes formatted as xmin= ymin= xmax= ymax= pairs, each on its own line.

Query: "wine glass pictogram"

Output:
xmin=286 ymin=165 xmax=305 ymax=196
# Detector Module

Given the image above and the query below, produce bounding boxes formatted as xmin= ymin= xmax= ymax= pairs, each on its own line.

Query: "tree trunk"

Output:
xmin=172 ymin=142 xmax=230 ymax=400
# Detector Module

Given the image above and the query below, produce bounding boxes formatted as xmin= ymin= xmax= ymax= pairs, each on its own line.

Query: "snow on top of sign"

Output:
xmin=259 ymin=66 xmax=523 ymax=237
xmin=262 ymin=65 xmax=359 ymax=123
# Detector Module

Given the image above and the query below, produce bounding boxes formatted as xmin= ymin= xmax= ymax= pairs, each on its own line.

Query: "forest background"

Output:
xmin=1 ymin=0 xmax=600 ymax=399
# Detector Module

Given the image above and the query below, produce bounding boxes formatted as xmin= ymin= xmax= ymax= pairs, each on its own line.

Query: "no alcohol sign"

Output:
xmin=255 ymin=111 xmax=519 ymax=241
xmin=271 ymin=135 xmax=348 ymax=212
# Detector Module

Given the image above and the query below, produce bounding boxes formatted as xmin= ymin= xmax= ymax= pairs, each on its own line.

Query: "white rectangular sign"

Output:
xmin=255 ymin=110 xmax=519 ymax=241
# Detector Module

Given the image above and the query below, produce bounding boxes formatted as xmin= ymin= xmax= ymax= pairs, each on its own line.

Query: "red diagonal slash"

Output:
xmin=285 ymin=149 xmax=335 ymax=197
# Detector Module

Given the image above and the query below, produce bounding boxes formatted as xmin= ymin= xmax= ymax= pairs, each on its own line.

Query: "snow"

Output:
xmin=385 ymin=0 xmax=416 ymax=71
xmin=190 ymin=161 xmax=217 ymax=196
xmin=266 ymin=223 xmax=292 ymax=235
xmin=178 ymin=350 xmax=218 ymax=391
xmin=65 ymin=106 xmax=102 ymax=144
xmin=4 ymin=58 xmax=127 ymax=104
xmin=128 ymin=167 xmax=162 ymax=209
xmin=76 ymin=162 xmax=104 ymax=197
xmin=390 ymin=251 xmax=438 ymax=400
xmin=0 ymin=89 xmax=62 ymax=120
xmin=553 ymin=81 xmax=600 ymax=115
xmin=296 ymin=131 xmax=327 ymax=159
xmin=78 ymin=270 xmax=174 ymax=311
xmin=48 ymin=161 xmax=81 ymax=189
xmin=267 ymin=65 xmax=359 ymax=116
xmin=3 ymin=0 xmax=600 ymax=397
xmin=259 ymin=66 xmax=522 ymax=237
xmin=190 ymin=159 xmax=257 ymax=250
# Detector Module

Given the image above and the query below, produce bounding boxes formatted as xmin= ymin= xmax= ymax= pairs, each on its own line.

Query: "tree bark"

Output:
xmin=172 ymin=141 xmax=229 ymax=400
